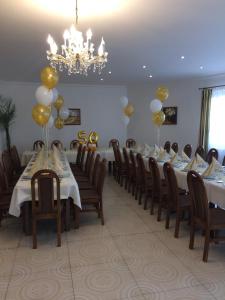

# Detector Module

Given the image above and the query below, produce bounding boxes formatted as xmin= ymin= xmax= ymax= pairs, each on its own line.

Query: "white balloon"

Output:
xmin=47 ymin=115 xmax=54 ymax=128
xmin=149 ymin=99 xmax=162 ymax=113
xmin=122 ymin=115 xmax=130 ymax=126
xmin=59 ymin=107 xmax=70 ymax=120
xmin=52 ymin=88 xmax=59 ymax=102
xmin=120 ymin=96 xmax=129 ymax=108
xmin=35 ymin=85 xmax=54 ymax=106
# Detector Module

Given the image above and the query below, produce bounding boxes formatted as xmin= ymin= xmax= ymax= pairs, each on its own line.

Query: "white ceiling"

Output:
xmin=0 ymin=0 xmax=225 ymax=84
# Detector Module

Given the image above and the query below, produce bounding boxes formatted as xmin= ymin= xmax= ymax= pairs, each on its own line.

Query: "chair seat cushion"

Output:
xmin=78 ymin=182 xmax=94 ymax=190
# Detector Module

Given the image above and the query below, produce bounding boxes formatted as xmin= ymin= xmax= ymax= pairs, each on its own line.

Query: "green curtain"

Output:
xmin=199 ymin=88 xmax=212 ymax=152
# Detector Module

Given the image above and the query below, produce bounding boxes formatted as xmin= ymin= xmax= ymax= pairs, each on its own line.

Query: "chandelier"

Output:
xmin=46 ymin=0 xmax=108 ymax=76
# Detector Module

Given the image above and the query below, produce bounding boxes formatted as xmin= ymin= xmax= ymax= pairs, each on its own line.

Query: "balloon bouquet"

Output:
xmin=120 ymin=96 xmax=134 ymax=126
xmin=149 ymin=86 xmax=169 ymax=145
xmin=32 ymin=66 xmax=69 ymax=150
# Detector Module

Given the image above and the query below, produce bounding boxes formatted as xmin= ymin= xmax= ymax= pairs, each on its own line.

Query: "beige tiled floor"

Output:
xmin=1 ymin=175 xmax=225 ymax=300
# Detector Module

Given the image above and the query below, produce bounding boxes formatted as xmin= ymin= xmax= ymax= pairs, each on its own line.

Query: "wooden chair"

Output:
xmin=126 ymin=139 xmax=136 ymax=148
xmin=171 ymin=142 xmax=178 ymax=153
xmin=164 ymin=141 xmax=171 ymax=153
xmin=148 ymin=157 xmax=167 ymax=218
xmin=206 ymin=148 xmax=218 ymax=164
xmin=74 ymin=159 xmax=107 ymax=228
xmin=129 ymin=150 xmax=138 ymax=199
xmin=187 ymin=170 xmax=225 ymax=262
xmin=71 ymin=146 xmax=87 ymax=175
xmin=51 ymin=140 xmax=63 ymax=150
xmin=136 ymin=153 xmax=152 ymax=208
xmin=163 ymin=162 xmax=190 ymax=238
xmin=70 ymin=139 xmax=80 ymax=149
xmin=123 ymin=148 xmax=135 ymax=194
xmin=2 ymin=150 xmax=19 ymax=188
xmin=109 ymin=139 xmax=119 ymax=147
xmin=183 ymin=144 xmax=192 ymax=158
xmin=31 ymin=169 xmax=62 ymax=249
xmin=77 ymin=152 xmax=97 ymax=190
xmin=114 ymin=145 xmax=128 ymax=187
xmin=0 ymin=162 xmax=12 ymax=226
xmin=33 ymin=140 xmax=44 ymax=151
xmin=195 ymin=145 xmax=205 ymax=159
xmin=10 ymin=146 xmax=25 ymax=174
xmin=75 ymin=148 xmax=92 ymax=177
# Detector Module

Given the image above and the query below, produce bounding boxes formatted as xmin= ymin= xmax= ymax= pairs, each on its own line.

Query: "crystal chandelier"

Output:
xmin=46 ymin=0 xmax=108 ymax=76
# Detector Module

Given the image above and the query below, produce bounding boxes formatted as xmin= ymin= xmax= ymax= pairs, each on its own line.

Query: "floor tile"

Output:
xmin=143 ymin=285 xmax=215 ymax=299
xmin=68 ymin=237 xmax=123 ymax=267
xmin=71 ymin=262 xmax=142 ymax=300
xmin=205 ymin=279 xmax=225 ymax=300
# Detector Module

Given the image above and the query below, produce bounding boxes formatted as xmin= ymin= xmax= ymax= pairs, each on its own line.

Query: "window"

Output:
xmin=208 ymin=87 xmax=225 ymax=154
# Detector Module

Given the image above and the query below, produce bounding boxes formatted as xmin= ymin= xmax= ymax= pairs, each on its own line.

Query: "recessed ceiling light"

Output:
xmin=142 ymin=65 xmax=146 ymax=69
xmin=149 ymin=75 xmax=153 ymax=78
xmin=100 ymin=78 xmax=104 ymax=81
xmin=108 ymin=71 xmax=112 ymax=74
xmin=200 ymin=65 xmax=203 ymax=70
xmin=181 ymin=56 xmax=185 ymax=60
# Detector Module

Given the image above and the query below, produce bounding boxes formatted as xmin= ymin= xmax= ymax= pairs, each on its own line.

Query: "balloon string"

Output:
xmin=157 ymin=126 xmax=160 ymax=146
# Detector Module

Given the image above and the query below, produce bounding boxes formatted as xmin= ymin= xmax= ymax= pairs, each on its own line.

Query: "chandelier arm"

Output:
xmin=76 ymin=0 xmax=78 ymax=25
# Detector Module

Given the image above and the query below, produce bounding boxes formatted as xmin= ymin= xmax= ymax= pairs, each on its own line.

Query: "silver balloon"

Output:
xmin=59 ymin=107 xmax=70 ymax=120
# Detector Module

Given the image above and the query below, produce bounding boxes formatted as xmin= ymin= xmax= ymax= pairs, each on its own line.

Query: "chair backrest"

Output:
xmin=96 ymin=159 xmax=107 ymax=195
xmin=70 ymin=140 xmax=80 ymax=150
xmin=31 ymin=169 xmax=60 ymax=215
xmin=33 ymin=140 xmax=44 ymax=151
xmin=84 ymin=148 xmax=92 ymax=174
xmin=109 ymin=139 xmax=119 ymax=147
xmin=129 ymin=150 xmax=137 ymax=177
xmin=91 ymin=154 xmax=101 ymax=186
xmin=163 ymin=162 xmax=179 ymax=207
xmin=51 ymin=140 xmax=63 ymax=150
xmin=87 ymin=141 xmax=98 ymax=148
xmin=149 ymin=157 xmax=161 ymax=198
xmin=136 ymin=153 xmax=147 ymax=185
xmin=76 ymin=144 xmax=83 ymax=165
xmin=123 ymin=148 xmax=130 ymax=172
xmin=171 ymin=142 xmax=178 ymax=153
xmin=0 ymin=162 xmax=8 ymax=192
xmin=112 ymin=144 xmax=120 ymax=164
xmin=126 ymin=139 xmax=136 ymax=148
xmin=187 ymin=170 xmax=209 ymax=225
xmin=183 ymin=144 xmax=192 ymax=158
xmin=195 ymin=145 xmax=205 ymax=159
xmin=2 ymin=150 xmax=14 ymax=184
xmin=116 ymin=147 xmax=123 ymax=165
xmin=206 ymin=148 xmax=218 ymax=164
xmin=164 ymin=141 xmax=171 ymax=153
xmin=80 ymin=146 xmax=87 ymax=170
xmin=87 ymin=151 xmax=95 ymax=180
xmin=10 ymin=146 xmax=21 ymax=171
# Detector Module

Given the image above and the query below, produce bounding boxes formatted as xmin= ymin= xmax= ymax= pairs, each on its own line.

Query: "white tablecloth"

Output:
xmin=10 ymin=151 xmax=81 ymax=217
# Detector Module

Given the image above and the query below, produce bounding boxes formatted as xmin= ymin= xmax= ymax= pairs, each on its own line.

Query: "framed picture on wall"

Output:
xmin=162 ymin=106 xmax=178 ymax=125
xmin=64 ymin=108 xmax=81 ymax=125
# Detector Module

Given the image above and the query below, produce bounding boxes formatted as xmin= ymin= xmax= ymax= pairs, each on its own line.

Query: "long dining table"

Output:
xmin=143 ymin=156 xmax=225 ymax=210
xmin=9 ymin=149 xmax=81 ymax=234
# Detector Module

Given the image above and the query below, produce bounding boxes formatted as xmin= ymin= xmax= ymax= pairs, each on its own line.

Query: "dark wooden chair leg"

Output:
xmin=165 ymin=208 xmax=170 ymax=229
xmin=57 ymin=217 xmax=61 ymax=247
xmin=32 ymin=218 xmax=37 ymax=249
xmin=174 ymin=210 xmax=181 ymax=238
xmin=157 ymin=203 xmax=162 ymax=221
xmin=189 ymin=220 xmax=195 ymax=249
xmin=74 ymin=205 xmax=80 ymax=229
xmin=203 ymin=229 xmax=210 ymax=262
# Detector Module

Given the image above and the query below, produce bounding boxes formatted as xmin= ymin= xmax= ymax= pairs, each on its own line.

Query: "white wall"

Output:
xmin=127 ymin=74 xmax=225 ymax=156
xmin=0 ymin=81 xmax=127 ymax=154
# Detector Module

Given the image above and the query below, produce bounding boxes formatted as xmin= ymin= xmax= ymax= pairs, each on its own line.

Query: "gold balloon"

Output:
xmin=40 ymin=66 xmax=59 ymax=89
xmin=54 ymin=117 xmax=64 ymax=129
xmin=53 ymin=95 xmax=64 ymax=111
xmin=123 ymin=104 xmax=134 ymax=117
xmin=152 ymin=111 xmax=165 ymax=126
xmin=89 ymin=131 xmax=99 ymax=145
xmin=78 ymin=130 xmax=88 ymax=144
xmin=155 ymin=86 xmax=169 ymax=102
xmin=32 ymin=104 xmax=51 ymax=126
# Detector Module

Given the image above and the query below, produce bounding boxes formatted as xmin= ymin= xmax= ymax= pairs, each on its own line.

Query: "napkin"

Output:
xmin=154 ymin=144 xmax=160 ymax=153
xmin=169 ymin=148 xmax=176 ymax=157
xmin=202 ymin=157 xmax=223 ymax=177
xmin=196 ymin=154 xmax=208 ymax=168
xmin=142 ymin=144 xmax=151 ymax=156
xmin=158 ymin=147 xmax=169 ymax=161
xmin=183 ymin=157 xmax=197 ymax=171
xmin=182 ymin=150 xmax=191 ymax=162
